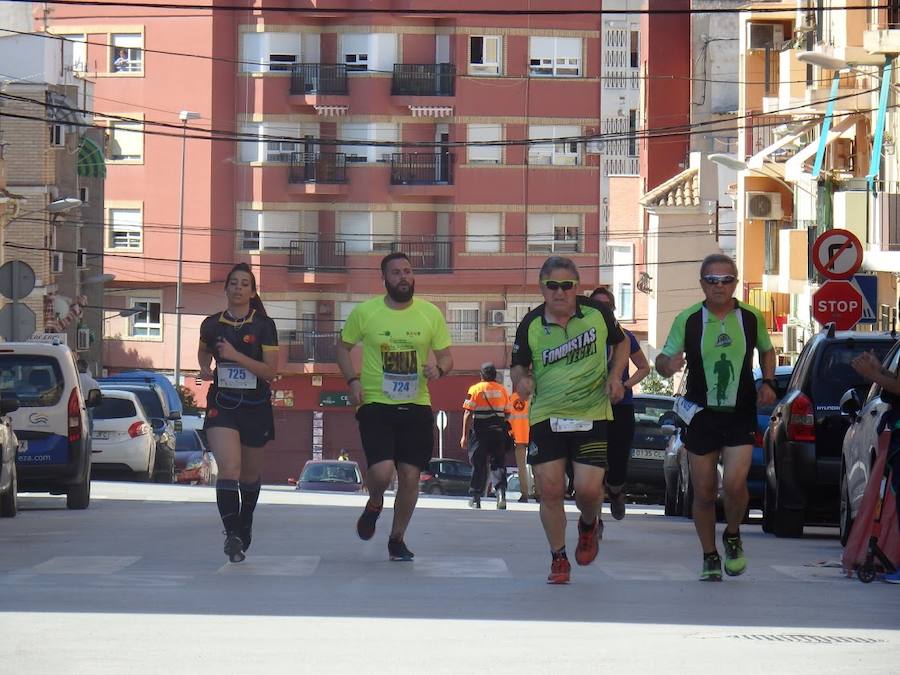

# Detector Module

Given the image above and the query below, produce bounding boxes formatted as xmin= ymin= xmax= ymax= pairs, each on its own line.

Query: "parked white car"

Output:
xmin=839 ymin=340 xmax=900 ymax=546
xmin=0 ymin=395 xmax=21 ymax=517
xmin=90 ymin=389 xmax=157 ymax=481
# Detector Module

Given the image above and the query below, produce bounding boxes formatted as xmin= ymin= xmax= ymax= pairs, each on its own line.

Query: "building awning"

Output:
xmin=408 ymin=105 xmax=453 ymax=118
xmin=746 ymin=119 xmax=819 ymax=169
xmin=784 ymin=114 xmax=861 ymax=181
xmin=314 ymin=105 xmax=348 ymax=116
xmin=77 ymin=136 xmax=106 ymax=178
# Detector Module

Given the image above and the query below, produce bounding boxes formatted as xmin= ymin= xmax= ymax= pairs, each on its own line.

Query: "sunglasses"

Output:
xmin=701 ymin=274 xmax=737 ymax=286
xmin=542 ymin=280 xmax=578 ymax=291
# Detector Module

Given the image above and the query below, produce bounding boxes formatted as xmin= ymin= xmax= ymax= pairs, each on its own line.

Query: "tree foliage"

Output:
xmin=640 ymin=367 xmax=674 ymax=396
xmin=177 ymin=385 xmax=202 ymax=415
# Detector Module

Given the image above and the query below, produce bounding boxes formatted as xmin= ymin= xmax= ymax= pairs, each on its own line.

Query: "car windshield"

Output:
xmin=121 ymin=388 xmax=165 ymax=419
xmin=812 ymin=342 xmax=894 ymax=404
xmin=302 ymin=463 xmax=359 ymax=483
xmin=94 ymin=397 xmax=138 ymax=419
xmin=633 ymin=398 xmax=674 ymax=428
xmin=175 ymin=431 xmax=201 ymax=451
xmin=0 ymin=355 xmax=64 ymax=407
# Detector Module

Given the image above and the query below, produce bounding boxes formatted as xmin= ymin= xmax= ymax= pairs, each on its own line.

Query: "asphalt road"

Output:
xmin=0 ymin=482 xmax=897 ymax=674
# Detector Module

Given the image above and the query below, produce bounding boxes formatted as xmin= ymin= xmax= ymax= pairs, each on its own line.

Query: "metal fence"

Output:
xmin=391 ymin=64 xmax=455 ymax=96
xmin=290 ymin=64 xmax=348 ymax=95
xmin=288 ymin=152 xmax=348 ymax=184
xmin=390 ymin=239 xmax=452 ymax=273
xmin=288 ymin=240 xmax=347 ymax=272
xmin=287 ymin=331 xmax=340 ymax=363
xmin=390 ymin=153 xmax=453 ymax=185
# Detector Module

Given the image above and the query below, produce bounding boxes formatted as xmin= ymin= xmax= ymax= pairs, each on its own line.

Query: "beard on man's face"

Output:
xmin=385 ymin=278 xmax=415 ymax=302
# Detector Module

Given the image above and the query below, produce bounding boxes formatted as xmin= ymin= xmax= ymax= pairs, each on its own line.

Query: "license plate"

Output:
xmin=92 ymin=431 xmax=110 ymax=440
xmin=631 ymin=448 xmax=665 ymax=461
xmin=17 ymin=440 xmax=28 ymax=454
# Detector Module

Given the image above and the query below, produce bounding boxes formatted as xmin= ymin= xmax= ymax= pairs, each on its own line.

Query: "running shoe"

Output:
xmin=388 ymin=537 xmax=414 ymax=561
xmin=722 ymin=531 xmax=747 ymax=576
xmin=883 ymin=568 xmax=900 ymax=584
xmin=356 ymin=501 xmax=383 ymax=541
xmin=223 ymin=533 xmax=245 ymax=563
xmin=469 ymin=495 xmax=481 ymax=509
xmin=496 ymin=488 xmax=507 ymax=510
xmin=574 ymin=517 xmax=600 ymax=566
xmin=700 ymin=553 xmax=723 ymax=582
xmin=607 ymin=485 xmax=626 ymax=521
xmin=239 ymin=524 xmax=252 ymax=553
xmin=517 ymin=495 xmax=529 ymax=503
xmin=547 ymin=556 xmax=571 ymax=584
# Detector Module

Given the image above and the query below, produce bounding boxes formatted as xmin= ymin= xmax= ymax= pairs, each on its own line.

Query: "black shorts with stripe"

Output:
xmin=526 ymin=419 xmax=609 ymax=468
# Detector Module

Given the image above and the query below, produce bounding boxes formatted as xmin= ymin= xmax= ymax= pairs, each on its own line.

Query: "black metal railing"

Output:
xmin=764 ymin=219 xmax=793 ymax=275
xmin=389 ymin=239 xmax=452 ymax=273
xmin=745 ymin=113 xmax=792 ymax=159
xmin=390 ymin=153 xmax=453 ymax=185
xmin=391 ymin=63 xmax=456 ymax=96
xmin=287 ymin=331 xmax=340 ymax=363
xmin=288 ymin=152 xmax=348 ymax=184
xmin=288 ymin=240 xmax=347 ymax=272
xmin=290 ymin=64 xmax=348 ymax=95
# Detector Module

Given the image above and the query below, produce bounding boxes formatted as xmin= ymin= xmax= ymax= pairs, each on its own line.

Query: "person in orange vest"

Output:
xmin=508 ymin=391 xmax=537 ymax=503
xmin=461 ymin=362 xmax=512 ymax=509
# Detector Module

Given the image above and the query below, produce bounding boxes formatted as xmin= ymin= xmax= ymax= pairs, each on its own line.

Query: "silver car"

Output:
xmin=0 ymin=395 xmax=20 ymax=517
xmin=839 ymin=340 xmax=900 ymax=546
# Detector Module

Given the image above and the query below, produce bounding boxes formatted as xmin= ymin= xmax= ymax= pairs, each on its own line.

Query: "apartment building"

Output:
xmin=46 ymin=2 xmax=611 ymax=479
xmin=728 ymin=0 xmax=899 ymax=360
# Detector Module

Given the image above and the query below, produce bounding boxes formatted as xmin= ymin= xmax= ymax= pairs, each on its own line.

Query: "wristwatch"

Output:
xmin=761 ymin=378 xmax=778 ymax=391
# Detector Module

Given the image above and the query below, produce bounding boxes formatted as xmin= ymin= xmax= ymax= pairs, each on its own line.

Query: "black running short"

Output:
xmin=527 ymin=419 xmax=609 ymax=468
xmin=683 ymin=408 xmax=755 ymax=456
xmin=356 ymin=403 xmax=434 ymax=470
xmin=204 ymin=390 xmax=275 ymax=448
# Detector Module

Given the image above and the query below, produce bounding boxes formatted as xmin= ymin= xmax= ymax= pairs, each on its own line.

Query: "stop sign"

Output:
xmin=812 ymin=280 xmax=863 ymax=330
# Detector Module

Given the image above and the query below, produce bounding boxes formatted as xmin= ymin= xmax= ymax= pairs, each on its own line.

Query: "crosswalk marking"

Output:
xmin=217 ymin=556 xmax=320 ymax=576
xmin=602 ymin=562 xmax=695 ymax=581
xmin=411 ymin=557 xmax=509 ymax=577
xmin=770 ymin=565 xmax=849 ymax=583
xmin=28 ymin=556 xmax=140 ymax=575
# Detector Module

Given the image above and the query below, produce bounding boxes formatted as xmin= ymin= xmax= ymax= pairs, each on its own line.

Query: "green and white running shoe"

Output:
xmin=722 ymin=531 xmax=747 ymax=576
xmin=700 ymin=552 xmax=723 ymax=582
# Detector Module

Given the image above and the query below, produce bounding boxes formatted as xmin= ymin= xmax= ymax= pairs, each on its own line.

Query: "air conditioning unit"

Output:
xmin=783 ymin=324 xmax=800 ymax=353
xmin=745 ymin=192 xmax=783 ymax=220
xmin=488 ymin=309 xmax=508 ymax=327
xmin=76 ymin=326 xmax=91 ymax=351
xmin=748 ymin=23 xmax=785 ymax=50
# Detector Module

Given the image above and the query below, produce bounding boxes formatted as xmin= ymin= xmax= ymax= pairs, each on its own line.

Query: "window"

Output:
xmin=111 ymin=33 xmax=143 ymax=73
xmin=528 ymin=125 xmax=581 ymax=165
xmin=340 ymin=123 xmax=398 ymax=163
xmin=76 ymin=247 xmax=87 ymax=269
xmin=629 ymin=30 xmax=639 ymax=68
xmin=527 ymin=214 xmax=580 ymax=252
xmin=338 ymin=212 xmax=395 ymax=252
xmin=448 ymin=303 xmax=479 ymax=343
xmin=266 ymin=300 xmax=299 ymax=342
xmin=108 ymin=208 xmax=142 ymax=249
xmin=49 ymin=124 xmax=65 ymax=147
xmin=504 ymin=302 xmax=536 ymax=341
xmin=79 ymin=187 xmax=89 ymax=204
xmin=240 ymin=32 xmax=302 ymax=72
xmin=340 ymin=33 xmax=397 ymax=73
xmin=51 ymin=251 xmax=63 ymax=274
xmin=68 ymin=34 xmax=87 ymax=72
xmin=108 ymin=120 xmax=143 ymax=161
xmin=239 ymin=210 xmax=315 ymax=251
xmin=339 ymin=301 xmax=359 ymax=328
xmin=467 ymin=124 xmax=502 ymax=164
xmin=129 ymin=299 xmax=161 ymax=337
xmin=469 ymin=35 xmax=501 ymax=75
xmin=628 ymin=110 xmax=638 ymax=157
xmin=609 ymin=244 xmax=634 ymax=321
xmin=466 ymin=213 xmax=501 ymax=253
xmin=238 ymin=123 xmax=314 ymax=163
xmin=529 ymin=37 xmax=581 ymax=77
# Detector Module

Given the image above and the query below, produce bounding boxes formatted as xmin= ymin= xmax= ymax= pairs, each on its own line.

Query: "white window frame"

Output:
xmin=467 ymin=124 xmax=502 ymax=164
xmin=340 ymin=122 xmax=398 ymax=163
xmin=338 ymin=212 xmax=395 ymax=253
xmin=68 ymin=34 xmax=87 ymax=72
xmin=340 ymin=33 xmax=396 ymax=73
xmin=528 ymin=125 xmax=581 ymax=166
xmin=504 ymin=302 xmax=536 ymax=341
xmin=529 ymin=37 xmax=582 ymax=77
xmin=266 ymin=300 xmax=299 ymax=341
xmin=448 ymin=302 xmax=480 ymax=344
xmin=609 ymin=243 xmax=635 ymax=321
xmin=239 ymin=210 xmax=315 ymax=251
xmin=469 ymin=35 xmax=501 ymax=75
xmin=240 ymin=32 xmax=302 ymax=73
xmin=128 ymin=298 xmax=161 ymax=338
xmin=527 ymin=214 xmax=581 ymax=253
xmin=466 ymin=213 xmax=502 ymax=253
xmin=49 ymin=124 xmax=65 ymax=147
xmin=108 ymin=208 xmax=143 ymax=250
xmin=107 ymin=120 xmax=144 ymax=162
xmin=111 ymin=33 xmax=143 ymax=73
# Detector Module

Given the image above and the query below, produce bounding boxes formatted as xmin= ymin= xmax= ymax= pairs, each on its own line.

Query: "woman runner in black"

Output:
xmin=198 ymin=263 xmax=278 ymax=563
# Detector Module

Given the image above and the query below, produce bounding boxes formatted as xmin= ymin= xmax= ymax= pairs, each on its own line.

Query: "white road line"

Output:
xmin=27 ymin=556 xmax=140 ymax=575
xmin=217 ymin=555 xmax=320 ymax=576
xmin=410 ymin=557 xmax=510 ymax=577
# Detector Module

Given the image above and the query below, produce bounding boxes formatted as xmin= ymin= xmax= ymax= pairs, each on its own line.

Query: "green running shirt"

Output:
xmin=510 ymin=296 xmax=625 ymax=426
xmin=661 ymin=300 xmax=773 ymax=411
xmin=341 ymin=296 xmax=452 ymax=407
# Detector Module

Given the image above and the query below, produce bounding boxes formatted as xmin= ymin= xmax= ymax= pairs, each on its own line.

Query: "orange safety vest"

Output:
xmin=463 ymin=380 xmax=510 ymax=421
xmin=508 ymin=393 xmax=530 ymax=445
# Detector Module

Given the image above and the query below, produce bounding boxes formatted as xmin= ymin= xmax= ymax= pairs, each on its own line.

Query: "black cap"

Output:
xmin=480 ymin=362 xmax=497 ymax=380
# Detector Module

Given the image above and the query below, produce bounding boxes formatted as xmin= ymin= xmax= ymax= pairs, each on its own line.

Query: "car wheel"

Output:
xmin=67 ymin=463 xmax=91 ymax=510
xmin=839 ymin=468 xmax=854 ymax=547
xmin=0 ymin=462 xmax=17 ymax=518
xmin=664 ymin=476 xmax=679 ymax=516
xmin=153 ymin=453 xmax=176 ymax=484
xmin=427 ymin=484 xmax=442 ymax=495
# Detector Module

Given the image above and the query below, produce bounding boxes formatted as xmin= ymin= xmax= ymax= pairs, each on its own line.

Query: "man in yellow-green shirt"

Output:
xmin=337 ymin=252 xmax=453 ymax=562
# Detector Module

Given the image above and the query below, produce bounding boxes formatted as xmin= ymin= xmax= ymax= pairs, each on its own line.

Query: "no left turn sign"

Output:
xmin=811 ymin=229 xmax=863 ymax=280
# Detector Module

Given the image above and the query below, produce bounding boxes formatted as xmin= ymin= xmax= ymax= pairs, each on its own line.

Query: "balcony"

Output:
xmin=288 ymin=152 xmax=348 ymax=183
xmin=390 ymin=239 xmax=452 ymax=273
xmin=287 ymin=331 xmax=340 ymax=364
xmin=288 ymin=240 xmax=347 ymax=273
xmin=391 ymin=64 xmax=455 ymax=96
xmin=763 ymin=219 xmax=793 ymax=275
xmin=390 ymin=153 xmax=453 ymax=185
xmin=864 ymin=6 xmax=900 ymax=54
xmin=290 ymin=64 xmax=348 ymax=95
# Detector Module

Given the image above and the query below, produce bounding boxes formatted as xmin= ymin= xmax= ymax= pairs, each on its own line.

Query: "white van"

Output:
xmin=0 ymin=338 xmax=100 ymax=509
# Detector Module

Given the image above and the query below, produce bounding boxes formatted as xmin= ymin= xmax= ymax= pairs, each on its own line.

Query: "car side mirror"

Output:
xmin=0 ymin=395 xmax=20 ymax=415
xmin=150 ymin=417 xmax=166 ymax=432
xmin=86 ymin=389 xmax=102 ymax=408
xmin=174 ymin=419 xmax=183 ymax=432
xmin=839 ymin=388 xmax=862 ymax=418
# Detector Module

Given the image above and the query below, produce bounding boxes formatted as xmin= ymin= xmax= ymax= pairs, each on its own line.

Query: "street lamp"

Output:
xmin=174 ymin=110 xmax=200 ymax=389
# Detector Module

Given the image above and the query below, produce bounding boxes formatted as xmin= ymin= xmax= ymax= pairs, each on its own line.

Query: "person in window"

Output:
xmin=113 ymin=49 xmax=129 ymax=72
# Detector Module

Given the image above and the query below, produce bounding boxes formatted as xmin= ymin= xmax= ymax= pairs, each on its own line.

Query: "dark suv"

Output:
xmin=762 ymin=325 xmax=896 ymax=537
xmin=419 ymin=458 xmax=473 ymax=495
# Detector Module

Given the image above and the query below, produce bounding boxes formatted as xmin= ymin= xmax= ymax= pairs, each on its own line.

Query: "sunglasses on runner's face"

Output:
xmin=542 ymin=280 xmax=578 ymax=291
xmin=701 ymin=274 xmax=737 ymax=286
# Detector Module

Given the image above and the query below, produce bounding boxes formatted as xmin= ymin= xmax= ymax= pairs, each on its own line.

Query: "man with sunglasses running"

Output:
xmin=656 ymin=254 xmax=776 ymax=581
xmin=511 ymin=257 xmax=628 ymax=584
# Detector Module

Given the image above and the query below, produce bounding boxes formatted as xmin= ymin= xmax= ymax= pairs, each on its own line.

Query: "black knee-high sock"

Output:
xmin=216 ymin=479 xmax=240 ymax=534
xmin=239 ymin=478 xmax=261 ymax=527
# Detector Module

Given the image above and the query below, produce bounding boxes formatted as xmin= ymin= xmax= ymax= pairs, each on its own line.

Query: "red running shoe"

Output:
xmin=356 ymin=501 xmax=383 ymax=541
xmin=547 ymin=557 xmax=571 ymax=584
xmin=575 ymin=518 xmax=600 ymax=566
